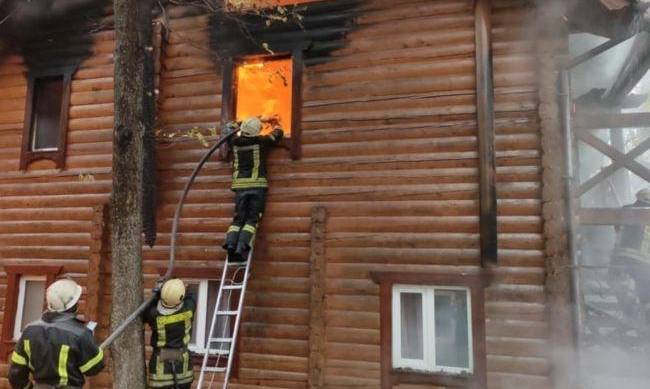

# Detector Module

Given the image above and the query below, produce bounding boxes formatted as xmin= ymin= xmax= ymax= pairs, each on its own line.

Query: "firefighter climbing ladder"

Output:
xmin=197 ymin=247 xmax=254 ymax=389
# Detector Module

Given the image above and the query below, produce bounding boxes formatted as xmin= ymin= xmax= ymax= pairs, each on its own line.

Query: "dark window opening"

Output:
xmin=30 ymin=76 xmax=64 ymax=151
xmin=20 ymin=68 xmax=73 ymax=170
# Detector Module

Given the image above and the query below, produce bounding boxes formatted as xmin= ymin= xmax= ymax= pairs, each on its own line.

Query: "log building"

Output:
xmin=0 ymin=0 xmax=573 ymax=388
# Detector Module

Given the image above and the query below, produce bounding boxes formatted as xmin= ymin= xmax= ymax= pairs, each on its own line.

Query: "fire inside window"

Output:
xmin=235 ymin=57 xmax=293 ymax=136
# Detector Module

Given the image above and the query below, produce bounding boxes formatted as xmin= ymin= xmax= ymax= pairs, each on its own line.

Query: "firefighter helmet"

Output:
xmin=158 ymin=278 xmax=186 ymax=315
xmin=636 ymin=187 xmax=650 ymax=204
xmin=240 ymin=116 xmax=262 ymax=137
xmin=46 ymin=279 xmax=83 ymax=313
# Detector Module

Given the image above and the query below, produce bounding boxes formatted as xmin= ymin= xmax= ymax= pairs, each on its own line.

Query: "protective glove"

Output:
xmin=152 ymin=279 xmax=164 ymax=296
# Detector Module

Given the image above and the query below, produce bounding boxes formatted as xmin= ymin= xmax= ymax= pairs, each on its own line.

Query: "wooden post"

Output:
xmin=475 ymin=0 xmax=497 ymax=265
xmin=110 ymin=0 xmax=154 ymax=387
xmin=88 ymin=203 xmax=110 ymax=323
xmin=308 ymin=206 xmax=327 ymax=389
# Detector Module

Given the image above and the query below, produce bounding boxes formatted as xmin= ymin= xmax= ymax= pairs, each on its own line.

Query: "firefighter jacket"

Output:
xmin=143 ymin=293 xmax=197 ymax=388
xmin=229 ymin=129 xmax=283 ymax=190
xmin=9 ymin=312 xmax=104 ymax=389
xmin=613 ymin=200 xmax=650 ymax=265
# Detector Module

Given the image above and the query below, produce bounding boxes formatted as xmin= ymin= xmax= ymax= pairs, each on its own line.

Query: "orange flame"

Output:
xmin=235 ymin=57 xmax=292 ymax=136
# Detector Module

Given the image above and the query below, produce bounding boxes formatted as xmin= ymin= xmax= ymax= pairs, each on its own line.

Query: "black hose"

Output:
xmin=100 ymin=130 xmax=235 ymax=350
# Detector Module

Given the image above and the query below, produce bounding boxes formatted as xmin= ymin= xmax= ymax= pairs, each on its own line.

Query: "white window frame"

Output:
xmin=392 ymin=284 xmax=473 ymax=375
xmin=188 ymin=280 xmax=209 ymax=354
xmin=30 ymin=112 xmax=59 ymax=152
xmin=13 ymin=275 xmax=46 ymax=341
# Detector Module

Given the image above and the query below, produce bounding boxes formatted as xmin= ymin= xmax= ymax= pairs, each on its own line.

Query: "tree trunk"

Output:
xmin=110 ymin=0 xmax=154 ymax=388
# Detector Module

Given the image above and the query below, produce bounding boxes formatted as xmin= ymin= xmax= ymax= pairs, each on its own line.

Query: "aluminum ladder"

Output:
xmin=197 ymin=248 xmax=254 ymax=388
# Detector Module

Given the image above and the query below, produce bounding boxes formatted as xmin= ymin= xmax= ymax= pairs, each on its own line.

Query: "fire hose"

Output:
xmin=99 ymin=128 xmax=236 ymax=350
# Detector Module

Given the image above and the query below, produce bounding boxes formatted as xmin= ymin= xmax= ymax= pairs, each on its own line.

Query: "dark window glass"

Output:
xmin=31 ymin=76 xmax=64 ymax=151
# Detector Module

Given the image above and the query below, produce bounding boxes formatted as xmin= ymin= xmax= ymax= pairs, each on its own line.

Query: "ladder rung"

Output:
xmin=226 ymin=260 xmax=248 ymax=266
xmin=210 ymin=337 xmax=233 ymax=343
xmin=217 ymin=310 xmax=238 ymax=315
xmin=207 ymin=348 xmax=230 ymax=355
xmin=222 ymin=284 xmax=243 ymax=290
xmin=203 ymin=366 xmax=226 ymax=373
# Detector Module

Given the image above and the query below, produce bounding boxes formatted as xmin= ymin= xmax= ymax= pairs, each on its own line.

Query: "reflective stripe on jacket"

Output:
xmin=144 ymin=294 xmax=197 ymax=387
xmin=8 ymin=312 xmax=104 ymax=389
xmin=230 ymin=129 xmax=283 ymax=190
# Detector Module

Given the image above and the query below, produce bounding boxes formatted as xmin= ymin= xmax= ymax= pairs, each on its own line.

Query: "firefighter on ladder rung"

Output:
xmin=199 ymin=116 xmax=284 ymax=388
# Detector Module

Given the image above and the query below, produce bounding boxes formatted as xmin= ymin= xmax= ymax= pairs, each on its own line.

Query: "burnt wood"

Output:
xmin=475 ymin=0 xmax=497 ymax=265
xmin=371 ymin=271 xmax=488 ymax=389
xmin=208 ymin=0 xmax=361 ymax=62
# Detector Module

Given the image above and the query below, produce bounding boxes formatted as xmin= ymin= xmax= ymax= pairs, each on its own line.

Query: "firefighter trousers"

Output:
xmin=223 ymin=188 xmax=266 ymax=258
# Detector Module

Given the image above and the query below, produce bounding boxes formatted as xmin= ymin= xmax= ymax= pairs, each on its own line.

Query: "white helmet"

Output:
xmin=637 ymin=187 xmax=650 ymax=204
xmin=46 ymin=279 xmax=82 ymax=313
xmin=240 ymin=116 xmax=262 ymax=137
xmin=157 ymin=279 xmax=186 ymax=315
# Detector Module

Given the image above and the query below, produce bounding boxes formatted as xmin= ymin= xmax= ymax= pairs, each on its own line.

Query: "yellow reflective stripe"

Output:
xmin=58 ymin=345 xmax=70 ymax=386
xmin=152 ymin=351 xmax=193 ymax=381
xmin=252 ymin=145 xmax=260 ymax=180
xmin=156 ymin=310 xmax=193 ymax=347
xmin=79 ymin=348 xmax=103 ymax=373
xmin=242 ymin=224 xmax=256 ymax=234
xmin=227 ymin=225 xmax=241 ymax=233
xmin=24 ymin=340 xmax=33 ymax=371
xmin=11 ymin=351 xmax=27 ymax=366
xmin=231 ymin=178 xmax=267 ymax=189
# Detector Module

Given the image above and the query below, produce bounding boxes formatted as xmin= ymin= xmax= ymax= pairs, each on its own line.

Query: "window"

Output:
xmin=187 ymin=279 xmax=241 ymax=357
xmin=392 ymin=285 xmax=472 ymax=375
xmin=222 ymin=50 xmax=303 ymax=159
xmin=20 ymin=68 xmax=74 ymax=170
xmin=0 ymin=265 xmax=61 ymax=361
xmin=235 ymin=57 xmax=293 ymax=137
xmin=13 ymin=276 xmax=47 ymax=341
xmin=371 ymin=272 xmax=487 ymax=389
xmin=187 ymin=279 xmax=232 ymax=355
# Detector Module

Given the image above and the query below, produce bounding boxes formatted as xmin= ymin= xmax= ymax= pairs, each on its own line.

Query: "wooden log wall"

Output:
xmin=0 ymin=0 xmax=551 ymax=388
xmin=0 ymin=26 xmax=116 ymax=387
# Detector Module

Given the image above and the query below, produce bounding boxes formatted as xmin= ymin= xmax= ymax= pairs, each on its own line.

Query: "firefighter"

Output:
xmin=9 ymin=279 xmax=105 ymax=389
xmin=222 ymin=116 xmax=284 ymax=262
xmin=143 ymin=278 xmax=196 ymax=389
xmin=609 ymin=187 xmax=650 ymax=322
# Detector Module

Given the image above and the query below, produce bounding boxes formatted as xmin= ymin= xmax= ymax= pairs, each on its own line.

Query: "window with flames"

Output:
xmin=235 ymin=57 xmax=293 ymax=137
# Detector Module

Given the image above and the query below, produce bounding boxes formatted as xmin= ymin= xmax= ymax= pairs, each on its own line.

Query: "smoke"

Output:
xmin=0 ymin=0 xmax=108 ymax=66
xmin=565 ymin=3 xmax=650 ymax=389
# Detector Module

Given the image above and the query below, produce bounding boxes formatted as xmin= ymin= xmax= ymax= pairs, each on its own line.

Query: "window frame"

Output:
xmin=221 ymin=48 xmax=304 ymax=160
xmin=186 ymin=278 xmax=229 ymax=355
xmin=20 ymin=66 xmax=75 ymax=170
xmin=13 ymin=275 xmax=47 ymax=341
xmin=0 ymin=265 xmax=62 ymax=361
xmin=391 ymin=284 xmax=473 ymax=375
xmin=371 ymin=271 xmax=488 ymax=389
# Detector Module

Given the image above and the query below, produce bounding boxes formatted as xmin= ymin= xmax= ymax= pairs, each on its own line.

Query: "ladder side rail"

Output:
xmin=222 ymin=250 xmax=254 ymax=389
xmin=198 ymin=259 xmax=232 ymax=387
